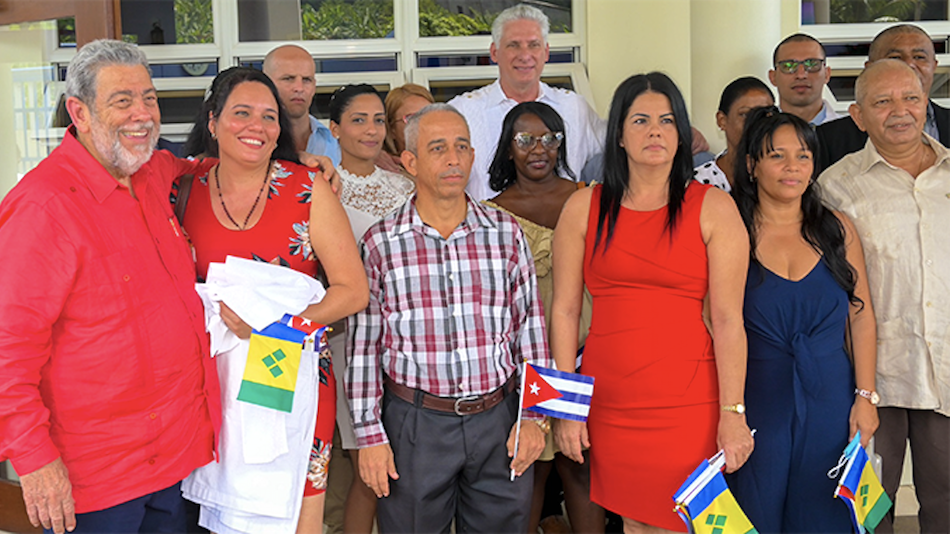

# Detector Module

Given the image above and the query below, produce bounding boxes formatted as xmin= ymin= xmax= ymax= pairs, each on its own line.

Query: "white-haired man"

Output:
xmin=819 ymin=59 xmax=949 ymax=534
xmin=0 ymin=40 xmax=219 ymax=534
xmin=448 ymin=4 xmax=605 ymax=201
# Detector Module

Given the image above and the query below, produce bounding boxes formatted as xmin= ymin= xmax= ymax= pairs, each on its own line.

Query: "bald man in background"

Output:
xmin=263 ymin=44 xmax=341 ymax=165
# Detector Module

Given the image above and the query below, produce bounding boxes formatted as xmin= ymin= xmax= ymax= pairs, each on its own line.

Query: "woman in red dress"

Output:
xmin=551 ymin=72 xmax=754 ymax=532
xmin=178 ymin=67 xmax=368 ymax=533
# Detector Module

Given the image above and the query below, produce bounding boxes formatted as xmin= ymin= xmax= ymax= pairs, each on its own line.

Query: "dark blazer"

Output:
xmin=815 ymin=100 xmax=950 ymax=173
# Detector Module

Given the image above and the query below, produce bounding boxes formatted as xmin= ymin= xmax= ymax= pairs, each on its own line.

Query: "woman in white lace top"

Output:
xmin=327 ymin=83 xmax=414 ymax=534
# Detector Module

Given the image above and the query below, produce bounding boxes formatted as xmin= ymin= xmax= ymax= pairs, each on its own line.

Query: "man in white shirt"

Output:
xmin=819 ymin=59 xmax=949 ymax=534
xmin=769 ymin=33 xmax=840 ymax=126
xmin=263 ymin=44 xmax=341 ymax=165
xmin=448 ymin=4 xmax=605 ymax=201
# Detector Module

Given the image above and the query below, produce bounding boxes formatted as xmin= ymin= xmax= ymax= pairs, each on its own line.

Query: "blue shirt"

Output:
xmin=307 ymin=115 xmax=341 ymax=166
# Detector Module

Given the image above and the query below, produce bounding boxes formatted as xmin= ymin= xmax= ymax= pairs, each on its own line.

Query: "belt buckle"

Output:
xmin=453 ymin=395 xmax=481 ymax=416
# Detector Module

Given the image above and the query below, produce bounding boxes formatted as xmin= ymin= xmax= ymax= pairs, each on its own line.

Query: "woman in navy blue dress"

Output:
xmin=728 ymin=107 xmax=879 ymax=533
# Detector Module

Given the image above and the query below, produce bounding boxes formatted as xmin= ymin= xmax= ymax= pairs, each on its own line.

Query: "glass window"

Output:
xmin=57 ymin=0 xmax=214 ymax=47
xmin=419 ymin=0 xmax=572 ymax=37
xmin=238 ymin=0 xmax=395 ymax=42
xmin=802 ymin=0 xmax=948 ymax=24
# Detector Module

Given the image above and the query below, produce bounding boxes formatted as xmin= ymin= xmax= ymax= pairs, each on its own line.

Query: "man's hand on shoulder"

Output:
xmin=507 ymin=419 xmax=545 ymax=477
xmin=19 ymin=457 xmax=76 ymax=534
xmin=358 ymin=443 xmax=399 ymax=498
xmin=297 ymin=153 xmax=341 ymax=196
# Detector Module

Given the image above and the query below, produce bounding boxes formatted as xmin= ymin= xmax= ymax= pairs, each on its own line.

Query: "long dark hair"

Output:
xmin=183 ymin=67 xmax=299 ymax=163
xmin=487 ymin=101 xmax=575 ymax=192
xmin=732 ymin=106 xmax=861 ymax=306
xmin=595 ymin=72 xmax=693 ymax=252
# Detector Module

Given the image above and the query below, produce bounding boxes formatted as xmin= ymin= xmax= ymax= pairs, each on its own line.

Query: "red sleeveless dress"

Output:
xmin=179 ymin=159 xmax=336 ymax=496
xmin=582 ymin=183 xmax=719 ymax=530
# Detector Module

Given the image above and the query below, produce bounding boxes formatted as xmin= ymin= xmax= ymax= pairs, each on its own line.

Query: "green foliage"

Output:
xmin=175 ymin=0 xmax=214 ymax=44
xmin=829 ymin=0 xmax=924 ymax=23
xmin=418 ymin=0 xmax=493 ymax=37
xmin=58 ymin=18 xmax=76 ymax=45
xmin=301 ymin=0 xmax=394 ymax=40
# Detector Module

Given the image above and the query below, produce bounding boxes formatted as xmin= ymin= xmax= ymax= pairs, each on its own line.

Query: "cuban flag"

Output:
xmin=521 ymin=363 xmax=594 ymax=422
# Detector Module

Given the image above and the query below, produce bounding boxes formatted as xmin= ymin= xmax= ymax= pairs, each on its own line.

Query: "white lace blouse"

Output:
xmin=339 ymin=166 xmax=415 ymax=239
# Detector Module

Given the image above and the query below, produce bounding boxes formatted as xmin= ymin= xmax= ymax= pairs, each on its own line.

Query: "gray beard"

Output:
xmin=91 ymin=120 xmax=159 ymax=177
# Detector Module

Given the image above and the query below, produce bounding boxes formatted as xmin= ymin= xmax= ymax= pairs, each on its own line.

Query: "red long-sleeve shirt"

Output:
xmin=0 ymin=128 xmax=221 ymax=513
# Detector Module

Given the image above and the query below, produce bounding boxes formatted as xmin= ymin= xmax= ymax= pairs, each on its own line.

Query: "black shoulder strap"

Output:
xmin=175 ymin=174 xmax=195 ymax=226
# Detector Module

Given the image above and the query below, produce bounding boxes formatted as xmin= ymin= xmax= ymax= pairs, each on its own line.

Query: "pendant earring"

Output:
xmin=211 ymin=132 xmax=217 ymax=140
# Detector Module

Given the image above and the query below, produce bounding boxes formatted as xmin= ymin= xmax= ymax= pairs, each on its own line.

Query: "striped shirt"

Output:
xmin=346 ymin=195 xmax=551 ymax=448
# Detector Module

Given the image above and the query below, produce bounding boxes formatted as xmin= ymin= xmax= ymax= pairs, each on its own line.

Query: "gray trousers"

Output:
xmin=377 ymin=389 xmax=533 ymax=534
xmin=874 ymin=407 xmax=949 ymax=534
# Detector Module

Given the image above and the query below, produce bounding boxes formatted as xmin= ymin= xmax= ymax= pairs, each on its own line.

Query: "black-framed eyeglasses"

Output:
xmin=775 ymin=58 xmax=825 ymax=74
xmin=513 ymin=131 xmax=564 ymax=150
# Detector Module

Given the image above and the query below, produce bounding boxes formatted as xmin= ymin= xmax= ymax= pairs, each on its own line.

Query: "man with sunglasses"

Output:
xmin=769 ymin=33 xmax=841 ymax=126
xmin=816 ymin=24 xmax=950 ymax=171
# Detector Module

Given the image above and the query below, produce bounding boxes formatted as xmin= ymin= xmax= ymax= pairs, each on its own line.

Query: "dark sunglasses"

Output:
xmin=513 ymin=131 xmax=564 ymax=150
xmin=775 ymin=58 xmax=825 ymax=74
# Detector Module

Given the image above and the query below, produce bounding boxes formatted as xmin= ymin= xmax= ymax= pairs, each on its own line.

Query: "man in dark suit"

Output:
xmin=816 ymin=24 xmax=950 ymax=171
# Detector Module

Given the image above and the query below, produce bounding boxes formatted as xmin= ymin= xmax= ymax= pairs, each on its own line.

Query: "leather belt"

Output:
xmin=384 ymin=374 xmax=517 ymax=416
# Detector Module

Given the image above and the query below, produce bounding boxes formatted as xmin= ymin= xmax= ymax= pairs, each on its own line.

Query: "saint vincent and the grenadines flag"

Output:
xmin=832 ymin=432 xmax=891 ymax=534
xmin=236 ymin=314 xmax=329 ymax=413
xmin=673 ymin=450 xmax=758 ymax=534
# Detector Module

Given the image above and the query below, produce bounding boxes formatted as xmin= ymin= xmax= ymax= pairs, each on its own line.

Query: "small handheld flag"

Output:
xmin=522 ymin=363 xmax=594 ymax=421
xmin=672 ymin=450 xmax=758 ymax=534
xmin=510 ymin=364 xmax=595 ymax=481
xmin=236 ymin=315 xmax=329 ymax=413
xmin=829 ymin=432 xmax=891 ymax=534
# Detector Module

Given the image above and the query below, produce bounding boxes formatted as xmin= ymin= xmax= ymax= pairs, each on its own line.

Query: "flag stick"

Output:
xmin=510 ymin=361 xmax=529 ymax=482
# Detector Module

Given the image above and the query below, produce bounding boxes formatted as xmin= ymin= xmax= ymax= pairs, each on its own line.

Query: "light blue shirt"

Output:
xmin=306 ymin=115 xmax=341 ymax=166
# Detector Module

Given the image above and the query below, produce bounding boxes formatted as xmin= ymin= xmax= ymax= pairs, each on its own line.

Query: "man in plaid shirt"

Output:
xmin=345 ymin=103 xmax=552 ymax=532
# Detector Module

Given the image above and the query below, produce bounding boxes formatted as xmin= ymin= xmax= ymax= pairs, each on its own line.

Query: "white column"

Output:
xmin=689 ymin=0 xmax=782 ymax=154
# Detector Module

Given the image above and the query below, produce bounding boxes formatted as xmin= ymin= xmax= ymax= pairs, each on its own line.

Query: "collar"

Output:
xmin=487 ymin=79 xmax=551 ymax=107
xmin=390 ymin=193 xmax=498 ymax=239
xmin=62 ymin=125 xmax=130 ymax=204
xmin=309 ymin=114 xmax=332 ymax=135
xmin=856 ymin=132 xmax=950 ymax=175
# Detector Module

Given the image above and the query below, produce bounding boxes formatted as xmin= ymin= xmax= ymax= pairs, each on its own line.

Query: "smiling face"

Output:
xmin=510 ymin=113 xmax=559 ymax=183
xmin=330 ymin=93 xmax=386 ymax=166
xmin=717 ymin=89 xmax=775 ymax=151
xmin=752 ymin=124 xmax=814 ymax=204
xmin=769 ymin=39 xmax=830 ymax=111
xmin=71 ymin=63 xmax=161 ymax=178
xmin=620 ymin=91 xmax=679 ymax=169
xmin=490 ymin=18 xmax=550 ymax=94
xmin=850 ymin=62 xmax=927 ymax=151
xmin=208 ymin=81 xmax=280 ymax=167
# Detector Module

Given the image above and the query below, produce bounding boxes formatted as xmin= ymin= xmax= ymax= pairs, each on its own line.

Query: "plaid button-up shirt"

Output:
xmin=346 ymin=195 xmax=551 ymax=448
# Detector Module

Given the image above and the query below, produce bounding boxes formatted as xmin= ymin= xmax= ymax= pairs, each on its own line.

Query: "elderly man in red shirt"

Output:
xmin=0 ymin=39 xmax=220 ymax=534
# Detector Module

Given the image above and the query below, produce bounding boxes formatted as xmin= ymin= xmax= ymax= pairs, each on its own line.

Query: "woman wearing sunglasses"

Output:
xmin=485 ymin=101 xmax=604 ymax=534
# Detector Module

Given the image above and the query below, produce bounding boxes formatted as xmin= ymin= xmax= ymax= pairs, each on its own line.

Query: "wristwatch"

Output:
xmin=721 ymin=403 xmax=746 ymax=414
xmin=855 ymin=388 xmax=880 ymax=405
xmin=534 ymin=417 xmax=552 ymax=435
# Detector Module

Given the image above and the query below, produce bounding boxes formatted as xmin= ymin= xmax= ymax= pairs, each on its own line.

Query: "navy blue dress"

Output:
xmin=727 ymin=259 xmax=854 ymax=533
